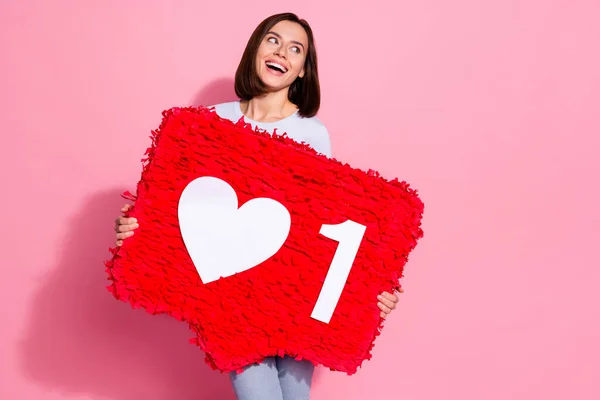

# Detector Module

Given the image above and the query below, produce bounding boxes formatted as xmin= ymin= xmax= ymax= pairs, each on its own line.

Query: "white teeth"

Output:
xmin=266 ymin=62 xmax=287 ymax=72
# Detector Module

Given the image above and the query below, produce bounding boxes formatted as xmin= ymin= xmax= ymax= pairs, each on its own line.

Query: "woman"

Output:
xmin=114 ymin=12 xmax=401 ymax=400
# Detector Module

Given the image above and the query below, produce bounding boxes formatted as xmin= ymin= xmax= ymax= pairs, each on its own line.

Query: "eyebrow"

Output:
xmin=266 ymin=31 xmax=305 ymax=49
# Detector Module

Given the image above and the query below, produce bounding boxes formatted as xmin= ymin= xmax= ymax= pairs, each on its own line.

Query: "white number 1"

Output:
xmin=311 ymin=220 xmax=367 ymax=324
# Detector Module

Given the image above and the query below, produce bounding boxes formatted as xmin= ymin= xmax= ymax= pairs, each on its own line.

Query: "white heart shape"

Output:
xmin=178 ymin=176 xmax=291 ymax=284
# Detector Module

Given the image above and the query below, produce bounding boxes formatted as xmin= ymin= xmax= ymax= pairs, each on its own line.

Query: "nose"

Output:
xmin=274 ymin=46 xmax=287 ymax=59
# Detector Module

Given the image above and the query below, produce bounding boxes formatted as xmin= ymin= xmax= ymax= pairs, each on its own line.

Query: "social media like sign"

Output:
xmin=105 ymin=106 xmax=424 ymax=374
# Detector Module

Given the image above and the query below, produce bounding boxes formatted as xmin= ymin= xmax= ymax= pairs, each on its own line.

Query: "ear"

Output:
xmin=299 ymin=68 xmax=305 ymax=79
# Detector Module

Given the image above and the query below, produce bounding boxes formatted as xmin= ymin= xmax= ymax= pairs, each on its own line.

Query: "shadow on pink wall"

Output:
xmin=191 ymin=77 xmax=238 ymax=107
xmin=18 ymin=80 xmax=239 ymax=400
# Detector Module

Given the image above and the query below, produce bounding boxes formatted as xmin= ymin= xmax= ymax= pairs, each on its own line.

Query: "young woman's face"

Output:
xmin=255 ymin=20 xmax=308 ymax=92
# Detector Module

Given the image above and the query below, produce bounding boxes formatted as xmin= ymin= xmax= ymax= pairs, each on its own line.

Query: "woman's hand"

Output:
xmin=377 ymin=287 xmax=403 ymax=318
xmin=114 ymin=204 xmax=139 ymax=246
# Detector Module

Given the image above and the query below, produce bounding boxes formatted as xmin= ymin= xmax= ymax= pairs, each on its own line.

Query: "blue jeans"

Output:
xmin=229 ymin=356 xmax=314 ymax=400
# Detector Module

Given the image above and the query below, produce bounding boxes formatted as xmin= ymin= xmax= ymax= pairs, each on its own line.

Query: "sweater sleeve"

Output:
xmin=303 ymin=120 xmax=332 ymax=158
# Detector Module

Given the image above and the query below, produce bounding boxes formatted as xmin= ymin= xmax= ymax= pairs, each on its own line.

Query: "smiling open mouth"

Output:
xmin=266 ymin=61 xmax=288 ymax=73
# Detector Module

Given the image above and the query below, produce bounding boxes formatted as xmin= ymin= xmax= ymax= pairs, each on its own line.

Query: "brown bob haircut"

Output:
xmin=234 ymin=12 xmax=321 ymax=118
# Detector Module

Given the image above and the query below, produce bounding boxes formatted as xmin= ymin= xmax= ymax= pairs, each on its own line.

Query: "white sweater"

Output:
xmin=212 ymin=101 xmax=332 ymax=157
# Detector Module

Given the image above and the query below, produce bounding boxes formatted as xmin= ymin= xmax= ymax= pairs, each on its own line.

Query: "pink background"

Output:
xmin=1 ymin=1 xmax=599 ymax=399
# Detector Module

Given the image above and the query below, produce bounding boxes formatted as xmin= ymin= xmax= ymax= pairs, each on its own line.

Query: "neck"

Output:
xmin=241 ymin=89 xmax=297 ymax=123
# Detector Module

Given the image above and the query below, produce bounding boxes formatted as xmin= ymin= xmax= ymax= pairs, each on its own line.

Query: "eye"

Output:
xmin=290 ymin=46 xmax=301 ymax=53
xmin=267 ymin=37 xmax=278 ymax=44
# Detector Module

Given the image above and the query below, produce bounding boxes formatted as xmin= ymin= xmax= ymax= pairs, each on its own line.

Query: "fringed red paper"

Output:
xmin=105 ymin=106 xmax=424 ymax=374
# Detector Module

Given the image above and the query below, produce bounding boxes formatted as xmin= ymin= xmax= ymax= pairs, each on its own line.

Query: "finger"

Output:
xmin=397 ymin=287 xmax=405 ymax=294
xmin=116 ymin=224 xmax=131 ymax=233
xmin=116 ymin=231 xmax=134 ymax=240
xmin=118 ymin=216 xmax=137 ymax=225
xmin=380 ymin=311 xmax=387 ymax=319
xmin=116 ymin=216 xmax=138 ymax=227
xmin=377 ymin=301 xmax=393 ymax=314
xmin=117 ymin=223 xmax=139 ymax=233
xmin=381 ymin=291 xmax=398 ymax=303
xmin=377 ymin=295 xmax=396 ymax=310
xmin=116 ymin=240 xmax=123 ymax=246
